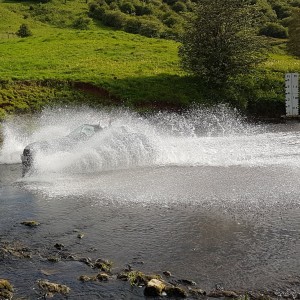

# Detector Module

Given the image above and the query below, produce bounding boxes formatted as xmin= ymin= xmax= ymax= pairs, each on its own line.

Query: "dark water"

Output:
xmin=0 ymin=108 xmax=300 ymax=299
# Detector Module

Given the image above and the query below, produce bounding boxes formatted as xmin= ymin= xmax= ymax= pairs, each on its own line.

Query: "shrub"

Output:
xmin=272 ymin=2 xmax=291 ymax=19
xmin=120 ymin=2 xmax=135 ymax=14
xmin=259 ymin=22 xmax=288 ymax=38
xmin=102 ymin=10 xmax=127 ymax=29
xmin=172 ymin=1 xmax=187 ymax=12
xmin=124 ymin=18 xmax=142 ymax=34
xmin=135 ymin=5 xmax=153 ymax=16
xmin=89 ymin=2 xmax=109 ymax=19
xmin=162 ymin=12 xmax=181 ymax=27
xmin=16 ymin=24 xmax=32 ymax=37
xmin=72 ymin=17 xmax=92 ymax=30
xmin=139 ymin=18 xmax=163 ymax=37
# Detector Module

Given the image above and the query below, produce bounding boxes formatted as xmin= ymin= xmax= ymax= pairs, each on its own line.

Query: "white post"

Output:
xmin=285 ymin=73 xmax=299 ymax=116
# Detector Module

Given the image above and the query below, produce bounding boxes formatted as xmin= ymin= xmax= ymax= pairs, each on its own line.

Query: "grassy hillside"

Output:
xmin=0 ymin=0 xmax=300 ymax=120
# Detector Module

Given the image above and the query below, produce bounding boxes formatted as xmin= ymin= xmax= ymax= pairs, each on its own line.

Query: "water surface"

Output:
xmin=0 ymin=107 xmax=299 ymax=299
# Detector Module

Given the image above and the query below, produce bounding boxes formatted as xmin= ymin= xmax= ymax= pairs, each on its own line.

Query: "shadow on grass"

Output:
xmin=102 ymin=74 xmax=212 ymax=111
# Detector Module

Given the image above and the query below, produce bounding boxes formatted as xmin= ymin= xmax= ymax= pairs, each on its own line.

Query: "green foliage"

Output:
xmin=72 ymin=17 xmax=92 ymax=30
xmin=287 ymin=8 xmax=300 ymax=57
xmin=102 ymin=10 xmax=127 ymax=29
xmin=16 ymin=24 xmax=32 ymax=37
xmin=139 ymin=18 xmax=164 ymax=37
xmin=179 ymin=0 xmax=267 ymax=85
xmin=124 ymin=18 xmax=142 ymax=34
xmin=88 ymin=0 xmax=193 ymax=38
xmin=259 ymin=22 xmax=288 ymax=38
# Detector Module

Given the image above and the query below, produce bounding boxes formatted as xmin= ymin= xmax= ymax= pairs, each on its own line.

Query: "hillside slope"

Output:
xmin=0 ymin=0 xmax=300 ymax=119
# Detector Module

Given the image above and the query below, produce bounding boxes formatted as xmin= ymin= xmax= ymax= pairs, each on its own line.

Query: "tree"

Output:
xmin=287 ymin=8 xmax=300 ymax=57
xmin=179 ymin=0 xmax=266 ymax=85
xmin=16 ymin=24 xmax=32 ymax=38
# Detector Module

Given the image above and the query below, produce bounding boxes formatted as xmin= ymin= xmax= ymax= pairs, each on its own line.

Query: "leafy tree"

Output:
xmin=179 ymin=0 xmax=266 ymax=85
xmin=287 ymin=8 xmax=300 ymax=57
xmin=16 ymin=24 xmax=32 ymax=37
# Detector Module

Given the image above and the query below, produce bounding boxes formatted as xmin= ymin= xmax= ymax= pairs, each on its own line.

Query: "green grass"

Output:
xmin=0 ymin=0 xmax=300 ymax=119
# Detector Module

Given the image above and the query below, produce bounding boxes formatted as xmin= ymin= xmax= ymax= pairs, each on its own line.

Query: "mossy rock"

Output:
xmin=21 ymin=220 xmax=40 ymax=227
xmin=164 ymin=285 xmax=187 ymax=298
xmin=37 ymin=280 xmax=70 ymax=298
xmin=0 ymin=279 xmax=14 ymax=300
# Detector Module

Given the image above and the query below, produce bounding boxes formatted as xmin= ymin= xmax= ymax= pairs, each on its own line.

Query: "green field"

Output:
xmin=0 ymin=0 xmax=300 ymax=119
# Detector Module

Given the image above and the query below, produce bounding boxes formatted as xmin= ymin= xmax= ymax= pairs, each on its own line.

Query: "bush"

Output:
xmin=102 ymin=10 xmax=127 ymax=29
xmin=120 ymin=2 xmax=135 ymax=14
xmin=72 ymin=17 xmax=92 ymax=30
xmin=172 ymin=1 xmax=187 ymax=12
xmin=259 ymin=22 xmax=288 ymax=38
xmin=16 ymin=24 xmax=32 ymax=37
xmin=89 ymin=2 xmax=109 ymax=19
xmin=162 ymin=12 xmax=181 ymax=27
xmin=139 ymin=19 xmax=163 ymax=37
xmin=135 ymin=5 xmax=153 ymax=16
xmin=272 ymin=2 xmax=291 ymax=19
xmin=124 ymin=18 xmax=142 ymax=34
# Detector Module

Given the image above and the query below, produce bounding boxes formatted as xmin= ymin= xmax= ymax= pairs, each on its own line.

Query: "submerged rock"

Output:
xmin=79 ymin=273 xmax=109 ymax=282
xmin=163 ymin=271 xmax=172 ymax=277
xmin=188 ymin=287 xmax=206 ymax=296
xmin=37 ymin=279 xmax=70 ymax=298
xmin=77 ymin=233 xmax=84 ymax=239
xmin=54 ymin=243 xmax=64 ymax=250
xmin=177 ymin=279 xmax=197 ymax=286
xmin=97 ymin=273 xmax=109 ymax=281
xmin=47 ymin=256 xmax=60 ymax=263
xmin=21 ymin=220 xmax=40 ymax=227
xmin=0 ymin=243 xmax=31 ymax=259
xmin=0 ymin=279 xmax=13 ymax=300
xmin=207 ymin=290 xmax=239 ymax=298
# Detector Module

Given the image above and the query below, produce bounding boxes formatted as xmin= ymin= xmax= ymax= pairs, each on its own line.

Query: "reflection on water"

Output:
xmin=0 ymin=107 xmax=300 ymax=298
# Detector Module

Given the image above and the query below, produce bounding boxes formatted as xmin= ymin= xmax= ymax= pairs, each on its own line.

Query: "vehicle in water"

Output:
xmin=21 ymin=124 xmax=103 ymax=176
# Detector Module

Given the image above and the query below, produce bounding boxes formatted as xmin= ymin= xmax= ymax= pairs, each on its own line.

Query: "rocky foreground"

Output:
xmin=0 ymin=220 xmax=300 ymax=299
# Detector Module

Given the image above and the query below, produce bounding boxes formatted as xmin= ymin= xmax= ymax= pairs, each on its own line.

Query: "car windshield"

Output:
xmin=68 ymin=124 xmax=98 ymax=139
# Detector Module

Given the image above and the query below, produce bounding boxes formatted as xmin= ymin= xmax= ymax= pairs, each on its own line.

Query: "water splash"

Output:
xmin=1 ymin=105 xmax=300 ymax=173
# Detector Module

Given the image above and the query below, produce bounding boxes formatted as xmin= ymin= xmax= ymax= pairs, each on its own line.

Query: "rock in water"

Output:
xmin=144 ymin=279 xmax=166 ymax=296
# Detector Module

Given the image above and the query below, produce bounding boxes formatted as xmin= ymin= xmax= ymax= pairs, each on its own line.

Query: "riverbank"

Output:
xmin=0 ymin=70 xmax=292 ymax=123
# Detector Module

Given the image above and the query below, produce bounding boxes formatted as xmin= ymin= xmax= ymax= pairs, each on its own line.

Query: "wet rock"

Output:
xmin=164 ymin=285 xmax=188 ymax=298
xmin=188 ymin=287 xmax=206 ymax=296
xmin=79 ymin=257 xmax=94 ymax=267
xmin=177 ymin=279 xmax=197 ymax=286
xmin=0 ymin=279 xmax=13 ymax=300
xmin=94 ymin=259 xmax=112 ymax=272
xmin=163 ymin=271 xmax=172 ymax=277
xmin=37 ymin=279 xmax=70 ymax=298
xmin=79 ymin=273 xmax=109 ymax=282
xmin=207 ymin=290 xmax=239 ymax=298
xmin=47 ymin=256 xmax=60 ymax=263
xmin=79 ymin=275 xmax=97 ymax=282
xmin=144 ymin=279 xmax=166 ymax=296
xmin=117 ymin=273 xmax=129 ymax=281
xmin=116 ymin=268 xmax=164 ymax=287
xmin=0 ymin=243 xmax=31 ymax=259
xmin=97 ymin=273 xmax=109 ymax=281
xmin=54 ymin=243 xmax=64 ymax=250
xmin=21 ymin=220 xmax=40 ymax=227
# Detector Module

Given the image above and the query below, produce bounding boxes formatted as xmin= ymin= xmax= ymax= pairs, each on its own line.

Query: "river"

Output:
xmin=0 ymin=106 xmax=299 ymax=299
